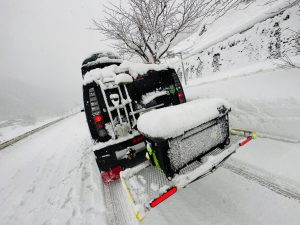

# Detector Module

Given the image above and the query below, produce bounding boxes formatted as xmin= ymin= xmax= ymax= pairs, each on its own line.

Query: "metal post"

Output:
xmin=179 ymin=53 xmax=187 ymax=86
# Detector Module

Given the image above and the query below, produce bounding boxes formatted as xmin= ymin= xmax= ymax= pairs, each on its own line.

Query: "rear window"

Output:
xmin=126 ymin=69 xmax=175 ymax=101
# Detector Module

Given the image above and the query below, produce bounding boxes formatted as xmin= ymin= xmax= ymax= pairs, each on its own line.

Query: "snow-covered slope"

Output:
xmin=173 ymin=0 xmax=299 ymax=56
xmin=168 ymin=0 xmax=300 ymax=142
xmin=170 ymin=0 xmax=299 ymax=81
xmin=185 ymin=67 xmax=300 ymax=142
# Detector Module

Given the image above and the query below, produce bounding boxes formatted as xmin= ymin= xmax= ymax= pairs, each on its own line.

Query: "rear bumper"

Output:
xmin=94 ymin=135 xmax=147 ymax=171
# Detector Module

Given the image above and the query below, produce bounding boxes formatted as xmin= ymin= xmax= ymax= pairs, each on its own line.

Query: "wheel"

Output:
xmin=219 ymin=138 xmax=230 ymax=149
xmin=224 ymin=137 xmax=230 ymax=146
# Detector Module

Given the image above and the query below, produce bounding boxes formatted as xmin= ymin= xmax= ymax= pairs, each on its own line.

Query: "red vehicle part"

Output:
xmin=239 ymin=136 xmax=252 ymax=146
xmin=150 ymin=187 xmax=177 ymax=208
xmin=101 ymin=166 xmax=123 ymax=184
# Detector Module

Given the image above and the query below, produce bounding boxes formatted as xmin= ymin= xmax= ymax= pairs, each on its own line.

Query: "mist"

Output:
xmin=0 ymin=0 xmax=113 ymax=121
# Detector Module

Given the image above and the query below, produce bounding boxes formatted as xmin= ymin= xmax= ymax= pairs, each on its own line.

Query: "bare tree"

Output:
xmin=276 ymin=29 xmax=300 ymax=69
xmin=264 ymin=0 xmax=300 ymax=12
xmin=94 ymin=0 xmax=242 ymax=63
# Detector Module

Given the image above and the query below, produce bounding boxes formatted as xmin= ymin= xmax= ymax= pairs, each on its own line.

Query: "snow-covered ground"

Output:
xmin=0 ymin=113 xmax=106 ymax=225
xmin=173 ymin=0 xmax=298 ymax=56
xmin=143 ymin=166 xmax=300 ymax=225
xmin=182 ymin=62 xmax=300 ymax=191
xmin=186 ymin=67 xmax=300 ymax=142
xmin=230 ymin=138 xmax=300 ymax=189
xmin=1 ymin=0 xmax=299 ymax=224
xmin=0 ymin=116 xmax=60 ymax=144
xmin=0 ymin=106 xmax=299 ymax=225
xmin=170 ymin=0 xmax=300 ymax=84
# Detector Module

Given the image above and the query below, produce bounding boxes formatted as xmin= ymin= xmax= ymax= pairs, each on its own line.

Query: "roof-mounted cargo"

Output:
xmin=81 ymin=51 xmax=123 ymax=77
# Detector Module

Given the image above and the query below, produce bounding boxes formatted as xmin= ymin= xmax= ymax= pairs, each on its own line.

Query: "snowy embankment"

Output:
xmin=185 ymin=67 xmax=300 ymax=142
xmin=0 ymin=114 xmax=107 ymax=225
xmin=173 ymin=0 xmax=298 ymax=56
xmin=170 ymin=0 xmax=300 ymax=196
xmin=170 ymin=0 xmax=299 ymax=83
xmin=184 ymin=66 xmax=300 ymax=190
xmin=0 ymin=117 xmax=61 ymax=144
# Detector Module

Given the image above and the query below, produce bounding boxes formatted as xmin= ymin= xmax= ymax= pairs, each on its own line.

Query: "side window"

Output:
xmin=89 ymin=87 xmax=100 ymax=116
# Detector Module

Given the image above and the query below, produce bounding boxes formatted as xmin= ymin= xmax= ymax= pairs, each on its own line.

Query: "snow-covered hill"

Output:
xmin=171 ymin=0 xmax=300 ymax=80
xmin=169 ymin=0 xmax=300 ymax=142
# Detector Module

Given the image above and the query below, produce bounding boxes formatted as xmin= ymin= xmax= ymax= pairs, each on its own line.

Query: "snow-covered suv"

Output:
xmin=81 ymin=52 xmax=186 ymax=175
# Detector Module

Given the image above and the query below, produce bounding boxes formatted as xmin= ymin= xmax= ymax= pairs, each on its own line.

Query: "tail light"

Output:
xmin=94 ymin=114 xmax=105 ymax=128
xmin=89 ymin=87 xmax=110 ymax=141
xmin=132 ymin=135 xmax=145 ymax=145
xmin=178 ymin=91 xmax=186 ymax=104
xmin=94 ymin=114 xmax=109 ymax=139
xmin=94 ymin=115 xmax=103 ymax=123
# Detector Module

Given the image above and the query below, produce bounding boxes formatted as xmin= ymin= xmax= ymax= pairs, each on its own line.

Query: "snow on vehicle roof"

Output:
xmin=82 ymin=57 xmax=123 ymax=68
xmin=114 ymin=73 xmax=133 ymax=85
xmin=117 ymin=60 xmax=173 ymax=79
xmin=83 ymin=61 xmax=173 ymax=85
xmin=137 ymin=98 xmax=230 ymax=139
xmin=83 ymin=65 xmax=117 ymax=85
xmin=82 ymin=51 xmax=121 ymax=65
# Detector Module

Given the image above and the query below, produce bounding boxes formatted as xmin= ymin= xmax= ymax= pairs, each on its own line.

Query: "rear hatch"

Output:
xmin=126 ymin=68 xmax=185 ymax=114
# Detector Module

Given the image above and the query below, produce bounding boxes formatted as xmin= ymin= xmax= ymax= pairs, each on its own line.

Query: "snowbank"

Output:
xmin=188 ymin=55 xmax=300 ymax=87
xmin=171 ymin=1 xmax=300 ymax=83
xmin=137 ymin=98 xmax=229 ymax=139
xmin=173 ymin=0 xmax=298 ymax=56
xmin=0 ymin=115 xmax=63 ymax=144
xmin=185 ymin=68 xmax=300 ymax=141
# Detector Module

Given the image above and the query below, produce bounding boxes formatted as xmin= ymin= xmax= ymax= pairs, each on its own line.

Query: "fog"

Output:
xmin=0 ymin=0 xmax=113 ymax=121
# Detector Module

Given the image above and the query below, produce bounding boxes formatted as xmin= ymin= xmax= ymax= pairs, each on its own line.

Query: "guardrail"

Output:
xmin=0 ymin=112 xmax=79 ymax=151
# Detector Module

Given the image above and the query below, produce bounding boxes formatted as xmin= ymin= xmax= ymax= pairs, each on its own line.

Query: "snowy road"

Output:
xmin=143 ymin=167 xmax=300 ymax=225
xmin=0 ymin=113 xmax=106 ymax=225
xmin=1 ymin=113 xmax=300 ymax=225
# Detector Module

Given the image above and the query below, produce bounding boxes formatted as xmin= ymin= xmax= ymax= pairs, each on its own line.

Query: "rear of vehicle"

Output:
xmin=81 ymin=53 xmax=186 ymax=180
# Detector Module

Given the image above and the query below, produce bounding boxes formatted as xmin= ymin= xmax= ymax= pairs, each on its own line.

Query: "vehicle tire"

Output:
xmin=219 ymin=137 xmax=230 ymax=149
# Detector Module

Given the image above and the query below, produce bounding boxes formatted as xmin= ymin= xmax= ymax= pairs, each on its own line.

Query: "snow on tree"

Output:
xmin=94 ymin=0 xmax=243 ymax=63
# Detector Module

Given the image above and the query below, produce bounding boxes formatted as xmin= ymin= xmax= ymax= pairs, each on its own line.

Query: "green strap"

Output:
xmin=147 ymin=144 xmax=161 ymax=170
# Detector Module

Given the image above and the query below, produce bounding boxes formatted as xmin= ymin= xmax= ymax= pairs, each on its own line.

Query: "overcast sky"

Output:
xmin=0 ymin=0 xmax=114 ymax=120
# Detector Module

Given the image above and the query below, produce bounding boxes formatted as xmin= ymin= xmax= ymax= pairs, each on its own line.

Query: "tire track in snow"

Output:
xmin=102 ymin=180 xmax=138 ymax=225
xmin=223 ymin=161 xmax=300 ymax=203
